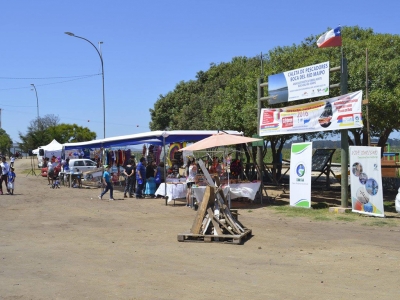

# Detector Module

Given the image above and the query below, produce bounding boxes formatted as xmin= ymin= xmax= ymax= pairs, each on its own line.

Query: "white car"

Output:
xmin=68 ymin=159 xmax=98 ymax=173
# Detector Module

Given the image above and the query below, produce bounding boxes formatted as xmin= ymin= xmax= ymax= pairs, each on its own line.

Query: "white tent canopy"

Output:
xmin=37 ymin=139 xmax=63 ymax=158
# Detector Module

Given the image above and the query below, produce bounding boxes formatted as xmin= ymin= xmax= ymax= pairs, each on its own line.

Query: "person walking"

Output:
xmin=7 ymin=166 xmax=16 ymax=195
xmin=98 ymin=165 xmax=114 ymax=201
xmin=123 ymin=159 xmax=135 ymax=198
xmin=0 ymin=156 xmax=11 ymax=194
xmin=10 ymin=155 xmax=15 ymax=168
xmin=135 ymin=157 xmax=146 ymax=199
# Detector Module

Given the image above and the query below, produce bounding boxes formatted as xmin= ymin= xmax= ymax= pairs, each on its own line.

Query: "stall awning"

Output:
xmin=63 ymin=130 xmax=242 ymax=150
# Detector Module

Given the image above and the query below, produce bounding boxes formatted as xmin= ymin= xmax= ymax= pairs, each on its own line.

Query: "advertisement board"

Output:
xmin=290 ymin=142 xmax=312 ymax=208
xmin=350 ymin=146 xmax=384 ymax=217
xmin=259 ymin=90 xmax=363 ymax=137
xmin=268 ymin=61 xmax=330 ymax=104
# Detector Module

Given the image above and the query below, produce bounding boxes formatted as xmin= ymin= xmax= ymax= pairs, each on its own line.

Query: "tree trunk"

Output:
xmin=378 ymin=127 xmax=393 ymax=157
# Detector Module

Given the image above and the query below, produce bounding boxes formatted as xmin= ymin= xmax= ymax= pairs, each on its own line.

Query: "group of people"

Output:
xmin=44 ymin=156 xmax=64 ymax=186
xmin=135 ymin=158 xmax=164 ymax=199
xmin=98 ymin=157 xmax=164 ymax=201
xmin=112 ymin=155 xmax=197 ymax=206
xmin=0 ymin=156 xmax=16 ymax=195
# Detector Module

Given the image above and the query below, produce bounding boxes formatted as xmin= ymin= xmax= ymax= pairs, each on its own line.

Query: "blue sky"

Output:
xmin=1 ymin=0 xmax=399 ymax=143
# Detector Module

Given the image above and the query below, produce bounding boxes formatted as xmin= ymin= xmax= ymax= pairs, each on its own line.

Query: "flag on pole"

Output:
xmin=317 ymin=27 xmax=342 ymax=48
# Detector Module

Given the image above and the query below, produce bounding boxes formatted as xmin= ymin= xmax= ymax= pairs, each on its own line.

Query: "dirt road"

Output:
xmin=1 ymin=159 xmax=399 ymax=299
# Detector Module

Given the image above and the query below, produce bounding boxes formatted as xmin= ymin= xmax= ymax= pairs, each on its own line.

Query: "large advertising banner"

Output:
xmin=350 ymin=146 xmax=384 ymax=217
xmin=290 ymin=142 xmax=312 ymax=208
xmin=259 ymin=90 xmax=363 ymax=137
xmin=268 ymin=61 xmax=330 ymax=104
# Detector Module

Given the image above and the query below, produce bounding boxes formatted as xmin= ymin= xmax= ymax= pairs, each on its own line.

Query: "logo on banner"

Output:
xmin=282 ymin=116 xmax=293 ymax=128
xmin=296 ymin=163 xmax=306 ymax=182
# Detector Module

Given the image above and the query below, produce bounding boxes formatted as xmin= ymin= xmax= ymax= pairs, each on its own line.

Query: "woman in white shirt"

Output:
xmin=186 ymin=158 xmax=197 ymax=207
xmin=0 ymin=156 xmax=10 ymax=194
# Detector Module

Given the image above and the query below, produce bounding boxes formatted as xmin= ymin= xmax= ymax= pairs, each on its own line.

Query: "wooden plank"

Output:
xmin=214 ymin=176 xmax=227 ymax=206
xmin=177 ymin=229 xmax=252 ymax=244
xmin=202 ymin=216 xmax=212 ymax=235
xmin=207 ymin=208 xmax=223 ymax=235
xmin=223 ymin=206 xmax=243 ymax=233
xmin=190 ymin=186 xmax=214 ymax=234
xmin=211 ymin=215 xmax=235 ymax=235
xmin=381 ymin=160 xmax=398 ymax=177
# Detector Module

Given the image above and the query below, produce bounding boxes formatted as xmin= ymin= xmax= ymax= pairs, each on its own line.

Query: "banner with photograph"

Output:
xmin=350 ymin=146 xmax=384 ymax=217
xmin=290 ymin=142 xmax=312 ymax=208
xmin=268 ymin=61 xmax=330 ymax=104
xmin=259 ymin=90 xmax=363 ymax=137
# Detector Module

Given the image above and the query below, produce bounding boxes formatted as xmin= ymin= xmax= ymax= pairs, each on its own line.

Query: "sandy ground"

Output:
xmin=1 ymin=158 xmax=400 ymax=300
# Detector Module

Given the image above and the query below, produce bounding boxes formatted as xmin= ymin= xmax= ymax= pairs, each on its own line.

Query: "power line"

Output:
xmin=0 ymin=74 xmax=101 ymax=91
xmin=0 ymin=73 xmax=100 ymax=80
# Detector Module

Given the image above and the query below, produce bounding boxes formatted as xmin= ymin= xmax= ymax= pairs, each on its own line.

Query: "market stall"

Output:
xmin=63 ymin=130 xmax=243 ymax=192
xmin=176 ymin=132 xmax=264 ymax=207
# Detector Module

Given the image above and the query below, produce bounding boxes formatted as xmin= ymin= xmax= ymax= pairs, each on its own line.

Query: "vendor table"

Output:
xmin=192 ymin=181 xmax=261 ymax=203
xmin=155 ymin=183 xmax=187 ymax=205
xmin=156 ymin=181 xmax=261 ymax=206
xmin=59 ymin=171 xmax=83 ymax=188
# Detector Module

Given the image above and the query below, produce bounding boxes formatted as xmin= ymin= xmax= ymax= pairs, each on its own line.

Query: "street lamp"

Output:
xmin=65 ymin=32 xmax=106 ymax=138
xmin=30 ymin=84 xmax=39 ymax=121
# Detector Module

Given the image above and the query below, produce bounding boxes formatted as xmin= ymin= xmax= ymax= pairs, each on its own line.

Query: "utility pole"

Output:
xmin=340 ymin=57 xmax=349 ymax=207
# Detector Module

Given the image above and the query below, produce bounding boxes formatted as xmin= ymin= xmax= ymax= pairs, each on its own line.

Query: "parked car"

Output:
xmin=68 ymin=159 xmax=98 ymax=173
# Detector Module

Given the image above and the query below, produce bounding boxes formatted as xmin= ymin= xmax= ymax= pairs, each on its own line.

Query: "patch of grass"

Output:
xmin=336 ymin=215 xmax=357 ymax=222
xmin=363 ymin=220 xmax=397 ymax=227
xmin=274 ymin=206 xmax=330 ymax=218
xmin=273 ymin=205 xmax=399 ymax=227
xmin=247 ymin=210 xmax=253 ymax=213
xmin=314 ymin=215 xmax=331 ymax=221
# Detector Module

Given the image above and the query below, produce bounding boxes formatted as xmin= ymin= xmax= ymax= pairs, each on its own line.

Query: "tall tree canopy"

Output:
xmin=18 ymin=114 xmax=96 ymax=152
xmin=150 ymin=26 xmax=400 ymax=151
xmin=0 ymin=128 xmax=13 ymax=155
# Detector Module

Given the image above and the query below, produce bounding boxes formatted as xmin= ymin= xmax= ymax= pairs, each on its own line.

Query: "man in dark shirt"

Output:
xmin=135 ymin=157 xmax=146 ymax=198
xmin=123 ymin=159 xmax=135 ymax=198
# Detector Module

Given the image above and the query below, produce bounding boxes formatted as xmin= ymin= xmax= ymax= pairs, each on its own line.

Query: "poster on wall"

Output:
xmin=268 ymin=61 xmax=330 ymax=104
xmin=290 ymin=142 xmax=312 ymax=208
xmin=259 ymin=90 xmax=363 ymax=137
xmin=350 ymin=146 xmax=384 ymax=217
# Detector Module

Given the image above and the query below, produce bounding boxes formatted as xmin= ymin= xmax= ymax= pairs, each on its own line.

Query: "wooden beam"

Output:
xmin=190 ymin=186 xmax=214 ymax=234
xmin=207 ymin=208 xmax=223 ymax=235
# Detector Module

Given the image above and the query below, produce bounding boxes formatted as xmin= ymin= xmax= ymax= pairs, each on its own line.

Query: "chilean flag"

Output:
xmin=317 ymin=27 xmax=342 ymax=48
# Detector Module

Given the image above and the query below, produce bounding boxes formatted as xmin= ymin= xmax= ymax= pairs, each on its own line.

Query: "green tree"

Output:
xmin=18 ymin=114 xmax=96 ymax=151
xmin=0 ymin=128 xmax=13 ymax=156
xmin=150 ymin=26 xmax=400 ymax=156
xmin=47 ymin=123 xmax=97 ymax=144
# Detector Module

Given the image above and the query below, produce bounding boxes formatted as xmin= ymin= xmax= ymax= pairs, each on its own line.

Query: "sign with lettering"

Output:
xmin=350 ymin=146 xmax=384 ymax=217
xmin=268 ymin=61 xmax=330 ymax=104
xmin=259 ymin=90 xmax=363 ymax=136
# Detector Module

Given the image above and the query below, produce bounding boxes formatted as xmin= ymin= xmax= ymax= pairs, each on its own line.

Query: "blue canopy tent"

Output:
xmin=63 ymin=130 xmax=242 ymax=151
xmin=62 ymin=130 xmax=243 ymax=200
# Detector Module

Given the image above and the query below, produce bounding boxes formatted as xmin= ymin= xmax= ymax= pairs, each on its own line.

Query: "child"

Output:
xmin=7 ymin=166 xmax=16 ymax=195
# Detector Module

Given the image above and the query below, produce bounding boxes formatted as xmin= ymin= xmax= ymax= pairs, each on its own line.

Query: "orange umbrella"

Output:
xmin=179 ymin=132 xmax=262 ymax=151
